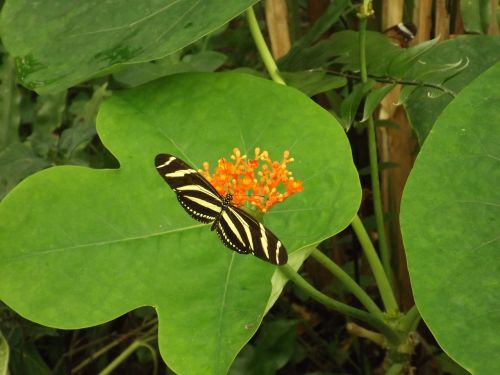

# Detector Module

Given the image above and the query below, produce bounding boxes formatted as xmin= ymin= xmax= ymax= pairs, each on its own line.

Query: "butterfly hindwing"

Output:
xmin=216 ymin=206 xmax=288 ymax=265
xmin=155 ymin=154 xmax=222 ymax=223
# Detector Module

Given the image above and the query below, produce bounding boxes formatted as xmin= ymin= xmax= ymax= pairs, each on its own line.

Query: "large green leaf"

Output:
xmin=402 ymin=36 xmax=500 ymax=144
xmin=400 ymin=63 xmax=500 ymax=374
xmin=0 ymin=0 xmax=257 ymax=93
xmin=0 ymin=73 xmax=360 ymax=374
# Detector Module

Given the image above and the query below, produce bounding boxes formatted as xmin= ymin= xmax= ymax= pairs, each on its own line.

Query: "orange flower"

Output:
xmin=200 ymin=147 xmax=303 ymax=213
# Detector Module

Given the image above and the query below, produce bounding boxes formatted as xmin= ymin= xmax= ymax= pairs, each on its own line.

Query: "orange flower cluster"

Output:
xmin=200 ymin=148 xmax=303 ymax=213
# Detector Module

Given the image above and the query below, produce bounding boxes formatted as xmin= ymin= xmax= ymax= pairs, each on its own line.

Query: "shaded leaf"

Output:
xmin=0 ymin=142 xmax=51 ymax=200
xmin=402 ymin=36 xmax=500 ymax=144
xmin=58 ymin=83 xmax=111 ymax=159
xmin=340 ymin=80 xmax=375 ymax=129
xmin=460 ymin=0 xmax=491 ymax=34
xmin=0 ymin=330 xmax=8 ymax=375
xmin=387 ymin=37 xmax=439 ymax=77
xmin=400 ymin=62 xmax=500 ymax=375
xmin=361 ymin=84 xmax=395 ymax=122
xmin=281 ymin=70 xmax=347 ymax=96
xmin=0 ymin=0 xmax=257 ymax=93
xmin=0 ymin=54 xmax=21 ymax=150
xmin=113 ymin=50 xmax=226 ymax=87
xmin=0 ymin=73 xmax=361 ymax=374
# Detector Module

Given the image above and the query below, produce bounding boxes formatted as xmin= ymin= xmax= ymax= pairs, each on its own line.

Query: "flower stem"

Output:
xmin=358 ymin=15 xmax=393 ymax=285
xmin=351 ymin=215 xmax=398 ymax=313
xmin=280 ymin=264 xmax=399 ymax=343
xmin=246 ymin=6 xmax=286 ymax=85
xmin=311 ymin=249 xmax=383 ymax=319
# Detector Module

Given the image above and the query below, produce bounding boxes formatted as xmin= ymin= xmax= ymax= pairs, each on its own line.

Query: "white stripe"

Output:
xmin=259 ymin=223 xmax=270 ymax=259
xmin=397 ymin=22 xmax=414 ymax=38
xmin=184 ymin=196 xmax=221 ymax=213
xmin=230 ymin=208 xmax=254 ymax=251
xmin=276 ymin=241 xmax=282 ymax=264
xmin=222 ymin=211 xmax=245 ymax=246
xmin=156 ymin=156 xmax=176 ymax=168
xmin=176 ymin=184 xmax=220 ymax=200
xmin=165 ymin=169 xmax=197 ymax=178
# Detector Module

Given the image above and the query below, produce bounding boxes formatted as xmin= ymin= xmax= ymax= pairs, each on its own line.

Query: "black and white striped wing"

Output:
xmin=155 ymin=154 xmax=223 ymax=224
xmin=215 ymin=206 xmax=288 ymax=265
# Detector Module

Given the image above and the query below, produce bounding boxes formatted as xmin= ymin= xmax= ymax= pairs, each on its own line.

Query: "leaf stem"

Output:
xmin=358 ymin=15 xmax=394 ymax=286
xmin=351 ymin=215 xmax=398 ymax=313
xmin=311 ymin=249 xmax=383 ymax=319
xmin=280 ymin=264 xmax=399 ymax=343
xmin=399 ymin=304 xmax=421 ymax=332
xmin=246 ymin=6 xmax=286 ymax=85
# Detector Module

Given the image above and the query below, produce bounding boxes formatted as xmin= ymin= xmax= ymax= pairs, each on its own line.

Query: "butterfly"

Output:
xmin=154 ymin=154 xmax=288 ymax=265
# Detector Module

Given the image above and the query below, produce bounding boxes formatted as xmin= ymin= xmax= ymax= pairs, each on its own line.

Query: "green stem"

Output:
xmin=351 ymin=215 xmax=398 ymax=313
xmin=98 ymin=337 xmax=156 ymax=375
xmin=246 ymin=6 xmax=286 ymax=85
xmin=311 ymin=249 xmax=383 ymax=319
xmin=280 ymin=264 xmax=399 ymax=343
xmin=399 ymin=305 xmax=421 ymax=332
xmin=358 ymin=16 xmax=393 ymax=285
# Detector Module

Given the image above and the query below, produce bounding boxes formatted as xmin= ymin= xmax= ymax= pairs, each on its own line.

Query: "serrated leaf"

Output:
xmin=0 ymin=0 xmax=257 ymax=93
xmin=402 ymin=36 xmax=500 ymax=144
xmin=400 ymin=62 xmax=500 ymax=375
xmin=361 ymin=84 xmax=395 ymax=122
xmin=0 ymin=73 xmax=361 ymax=374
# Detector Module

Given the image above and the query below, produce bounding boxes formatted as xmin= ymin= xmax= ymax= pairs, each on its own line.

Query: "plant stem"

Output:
xmin=358 ymin=16 xmax=393 ymax=286
xmin=399 ymin=304 xmax=421 ymax=332
xmin=246 ymin=6 xmax=286 ymax=85
xmin=98 ymin=336 xmax=157 ymax=375
xmin=311 ymin=249 xmax=383 ymax=319
xmin=280 ymin=264 xmax=399 ymax=343
xmin=351 ymin=215 xmax=398 ymax=313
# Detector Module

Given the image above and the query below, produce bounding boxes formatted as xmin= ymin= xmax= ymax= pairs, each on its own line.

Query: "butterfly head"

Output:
xmin=222 ymin=193 xmax=233 ymax=207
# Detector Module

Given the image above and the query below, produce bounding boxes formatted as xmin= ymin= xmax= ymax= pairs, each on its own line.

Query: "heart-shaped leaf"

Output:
xmin=400 ymin=63 xmax=500 ymax=375
xmin=0 ymin=0 xmax=257 ymax=93
xmin=0 ymin=73 xmax=360 ymax=374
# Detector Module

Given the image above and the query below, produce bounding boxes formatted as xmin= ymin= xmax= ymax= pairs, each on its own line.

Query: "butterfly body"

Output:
xmin=154 ymin=154 xmax=288 ymax=265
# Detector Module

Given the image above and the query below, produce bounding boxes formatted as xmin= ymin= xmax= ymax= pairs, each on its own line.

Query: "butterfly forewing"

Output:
xmin=154 ymin=153 xmax=288 ymax=265
xmin=155 ymin=154 xmax=222 ymax=223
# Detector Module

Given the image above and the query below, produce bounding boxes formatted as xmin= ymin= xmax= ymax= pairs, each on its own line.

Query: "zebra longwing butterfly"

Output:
xmin=155 ymin=154 xmax=288 ymax=265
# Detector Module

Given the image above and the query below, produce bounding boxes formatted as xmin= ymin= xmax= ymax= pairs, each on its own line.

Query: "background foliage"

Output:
xmin=0 ymin=0 xmax=498 ymax=374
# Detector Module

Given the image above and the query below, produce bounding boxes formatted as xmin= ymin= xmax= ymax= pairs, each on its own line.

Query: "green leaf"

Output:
xmin=387 ymin=37 xmax=439 ymax=77
xmin=400 ymin=62 xmax=500 ymax=375
xmin=0 ymin=330 xmax=8 ymax=375
xmin=0 ymin=73 xmax=361 ymax=374
xmin=0 ymin=0 xmax=257 ymax=93
xmin=402 ymin=36 xmax=500 ymax=144
xmin=340 ymin=80 xmax=375 ymax=129
xmin=361 ymin=84 xmax=395 ymax=122
xmin=58 ymin=83 xmax=111 ymax=160
xmin=0 ymin=54 xmax=21 ymax=150
xmin=0 ymin=142 xmax=51 ymax=200
xmin=279 ymin=31 xmax=401 ymax=75
xmin=28 ymin=91 xmax=66 ymax=157
xmin=113 ymin=50 xmax=227 ymax=87
xmin=281 ymin=71 xmax=347 ymax=96
xmin=460 ymin=0 xmax=491 ymax=34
